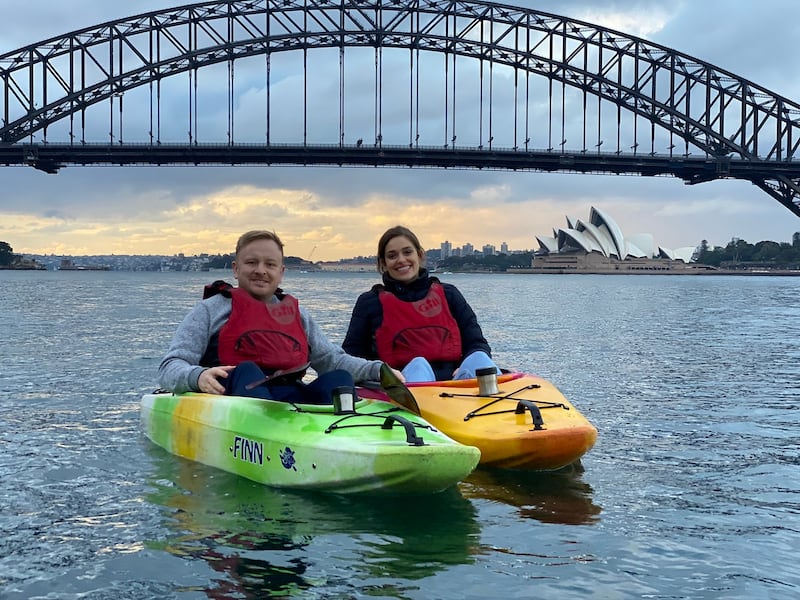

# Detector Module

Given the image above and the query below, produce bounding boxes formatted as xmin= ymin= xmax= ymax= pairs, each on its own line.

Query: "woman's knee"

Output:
xmin=402 ymin=356 xmax=436 ymax=383
xmin=454 ymin=351 xmax=499 ymax=380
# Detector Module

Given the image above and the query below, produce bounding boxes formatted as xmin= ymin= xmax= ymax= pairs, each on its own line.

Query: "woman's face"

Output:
xmin=382 ymin=235 xmax=422 ymax=282
xmin=232 ymin=238 xmax=285 ymax=301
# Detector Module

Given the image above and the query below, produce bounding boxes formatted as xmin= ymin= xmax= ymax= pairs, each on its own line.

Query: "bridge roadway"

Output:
xmin=5 ymin=143 xmax=798 ymax=188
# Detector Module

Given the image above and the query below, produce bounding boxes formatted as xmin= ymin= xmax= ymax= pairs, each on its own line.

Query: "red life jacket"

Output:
xmin=375 ymin=282 xmax=462 ymax=369
xmin=218 ymin=287 xmax=309 ymax=371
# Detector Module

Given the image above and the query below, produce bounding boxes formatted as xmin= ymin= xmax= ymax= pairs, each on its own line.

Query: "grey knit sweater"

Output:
xmin=158 ymin=293 xmax=384 ymax=393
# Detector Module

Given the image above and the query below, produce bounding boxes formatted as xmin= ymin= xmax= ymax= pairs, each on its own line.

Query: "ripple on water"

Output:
xmin=2 ymin=271 xmax=799 ymax=599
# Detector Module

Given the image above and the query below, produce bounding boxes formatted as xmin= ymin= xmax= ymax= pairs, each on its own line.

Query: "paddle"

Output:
xmin=378 ymin=363 xmax=421 ymax=415
xmin=244 ymin=362 xmax=311 ymax=390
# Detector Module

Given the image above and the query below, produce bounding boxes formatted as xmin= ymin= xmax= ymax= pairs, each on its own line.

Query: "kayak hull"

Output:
xmin=140 ymin=392 xmax=480 ymax=495
xmin=362 ymin=373 xmax=597 ymax=471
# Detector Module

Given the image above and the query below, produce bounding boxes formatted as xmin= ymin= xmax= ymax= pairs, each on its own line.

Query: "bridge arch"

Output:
xmin=2 ymin=0 xmax=800 ymax=216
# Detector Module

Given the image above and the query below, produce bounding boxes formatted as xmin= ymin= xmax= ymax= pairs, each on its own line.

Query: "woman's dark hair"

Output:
xmin=376 ymin=225 xmax=425 ymax=272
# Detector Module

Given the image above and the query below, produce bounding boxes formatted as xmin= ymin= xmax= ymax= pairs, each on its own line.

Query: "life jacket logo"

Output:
xmin=268 ymin=301 xmax=297 ymax=325
xmin=413 ymin=294 xmax=443 ymax=318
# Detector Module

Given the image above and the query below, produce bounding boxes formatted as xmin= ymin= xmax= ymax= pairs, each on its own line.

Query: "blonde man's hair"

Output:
xmin=235 ymin=230 xmax=285 ymax=258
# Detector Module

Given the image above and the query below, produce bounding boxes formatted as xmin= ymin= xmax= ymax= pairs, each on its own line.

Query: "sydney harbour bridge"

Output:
xmin=2 ymin=0 xmax=800 ymax=218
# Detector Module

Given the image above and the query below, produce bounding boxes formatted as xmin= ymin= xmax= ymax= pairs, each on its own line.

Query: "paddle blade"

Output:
xmin=379 ymin=363 xmax=421 ymax=415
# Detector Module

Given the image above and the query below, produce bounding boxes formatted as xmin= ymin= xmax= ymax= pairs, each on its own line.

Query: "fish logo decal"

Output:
xmin=280 ymin=446 xmax=297 ymax=470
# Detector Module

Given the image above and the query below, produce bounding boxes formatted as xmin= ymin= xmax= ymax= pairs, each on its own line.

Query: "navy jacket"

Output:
xmin=343 ymin=268 xmax=492 ymax=380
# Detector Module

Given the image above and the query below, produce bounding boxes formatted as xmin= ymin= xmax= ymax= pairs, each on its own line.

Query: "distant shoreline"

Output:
xmin=3 ymin=266 xmax=800 ymax=276
xmin=508 ymin=268 xmax=800 ymax=276
xmin=0 ymin=265 xmax=46 ymax=271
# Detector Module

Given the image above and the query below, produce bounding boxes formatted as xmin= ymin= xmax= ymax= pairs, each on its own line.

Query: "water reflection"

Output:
xmin=144 ymin=448 xmax=480 ymax=597
xmin=460 ymin=463 xmax=602 ymax=525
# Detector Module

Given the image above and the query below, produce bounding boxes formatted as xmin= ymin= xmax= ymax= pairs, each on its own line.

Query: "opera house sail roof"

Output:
xmin=535 ymin=206 xmax=697 ymax=264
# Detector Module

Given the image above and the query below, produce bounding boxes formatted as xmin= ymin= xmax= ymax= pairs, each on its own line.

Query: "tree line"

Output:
xmin=696 ymin=233 xmax=800 ymax=268
xmin=0 ymin=242 xmax=24 ymax=267
xmin=437 ymin=252 xmax=535 ymax=272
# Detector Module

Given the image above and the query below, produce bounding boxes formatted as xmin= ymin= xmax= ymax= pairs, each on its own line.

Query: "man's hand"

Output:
xmin=198 ymin=365 xmax=235 ymax=394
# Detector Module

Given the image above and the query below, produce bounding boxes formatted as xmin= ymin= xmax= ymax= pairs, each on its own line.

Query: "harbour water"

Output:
xmin=1 ymin=270 xmax=798 ymax=599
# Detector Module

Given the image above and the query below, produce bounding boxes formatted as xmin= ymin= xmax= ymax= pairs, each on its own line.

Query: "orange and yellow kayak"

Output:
xmin=362 ymin=372 xmax=596 ymax=470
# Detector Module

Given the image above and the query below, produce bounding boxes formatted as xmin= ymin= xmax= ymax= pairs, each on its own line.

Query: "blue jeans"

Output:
xmin=401 ymin=351 xmax=499 ymax=383
xmin=224 ymin=361 xmax=354 ymax=405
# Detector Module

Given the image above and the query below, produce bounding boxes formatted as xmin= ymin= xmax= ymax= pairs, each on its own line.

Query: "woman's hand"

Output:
xmin=198 ymin=365 xmax=235 ymax=394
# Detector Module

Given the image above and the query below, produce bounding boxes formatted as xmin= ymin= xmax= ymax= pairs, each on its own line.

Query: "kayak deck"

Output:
xmin=140 ymin=392 xmax=480 ymax=495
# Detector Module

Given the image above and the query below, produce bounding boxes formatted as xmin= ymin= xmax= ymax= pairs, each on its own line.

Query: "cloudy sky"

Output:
xmin=2 ymin=0 xmax=799 ymax=261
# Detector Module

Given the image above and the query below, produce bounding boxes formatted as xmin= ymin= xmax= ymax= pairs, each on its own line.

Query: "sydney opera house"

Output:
xmin=524 ymin=206 xmax=702 ymax=274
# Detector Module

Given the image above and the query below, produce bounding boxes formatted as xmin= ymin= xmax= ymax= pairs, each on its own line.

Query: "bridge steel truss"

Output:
xmin=2 ymin=0 xmax=800 ymax=217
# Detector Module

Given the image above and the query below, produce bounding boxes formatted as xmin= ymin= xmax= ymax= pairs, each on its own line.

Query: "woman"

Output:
xmin=158 ymin=229 xmax=400 ymax=404
xmin=343 ymin=225 xmax=499 ymax=382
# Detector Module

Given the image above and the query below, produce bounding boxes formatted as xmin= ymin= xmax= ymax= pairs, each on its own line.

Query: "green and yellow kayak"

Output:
xmin=140 ymin=392 xmax=480 ymax=495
